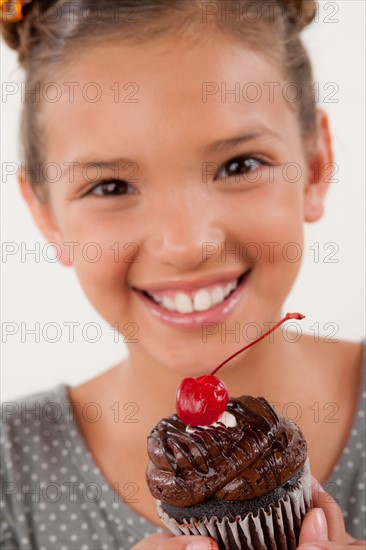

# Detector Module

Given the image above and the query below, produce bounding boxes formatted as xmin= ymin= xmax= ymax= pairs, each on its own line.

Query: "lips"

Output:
xmin=138 ymin=271 xmax=249 ymax=315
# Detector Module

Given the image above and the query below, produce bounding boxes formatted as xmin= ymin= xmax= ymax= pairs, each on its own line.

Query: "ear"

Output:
xmin=18 ymin=173 xmax=72 ymax=267
xmin=304 ymin=109 xmax=335 ymax=223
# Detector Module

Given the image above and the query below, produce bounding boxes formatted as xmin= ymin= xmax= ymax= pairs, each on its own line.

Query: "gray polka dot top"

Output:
xmin=1 ymin=353 xmax=365 ymax=548
xmin=0 ymin=386 xmax=163 ymax=550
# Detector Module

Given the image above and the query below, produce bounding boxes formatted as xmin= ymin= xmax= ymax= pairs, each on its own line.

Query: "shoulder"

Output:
xmin=0 ymin=385 xmax=71 ymax=548
xmin=325 ymin=354 xmax=365 ymax=538
xmin=299 ymin=334 xmax=365 ymax=365
xmin=1 ymin=384 xmax=71 ymax=479
xmin=1 ymin=384 xmax=71 ymax=435
xmin=298 ymin=335 xmax=365 ymax=389
xmin=300 ymin=334 xmax=365 ymax=426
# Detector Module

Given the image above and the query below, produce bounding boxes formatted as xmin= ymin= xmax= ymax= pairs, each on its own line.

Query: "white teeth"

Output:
xmin=161 ymin=296 xmax=175 ymax=311
xmin=211 ymin=286 xmax=225 ymax=306
xmin=151 ymin=293 xmax=162 ymax=304
xmin=150 ymin=276 xmax=241 ymax=314
xmin=226 ymin=280 xmax=238 ymax=296
xmin=175 ymin=293 xmax=194 ymax=314
xmin=193 ymin=289 xmax=213 ymax=312
xmin=224 ymin=283 xmax=232 ymax=297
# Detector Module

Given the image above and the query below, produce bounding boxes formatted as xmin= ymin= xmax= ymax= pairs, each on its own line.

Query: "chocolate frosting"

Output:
xmin=146 ymin=396 xmax=307 ymax=506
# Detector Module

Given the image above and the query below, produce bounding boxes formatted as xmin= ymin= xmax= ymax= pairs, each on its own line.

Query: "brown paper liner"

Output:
xmin=157 ymin=458 xmax=312 ymax=550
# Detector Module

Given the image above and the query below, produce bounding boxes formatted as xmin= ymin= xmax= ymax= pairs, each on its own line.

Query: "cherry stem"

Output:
xmin=210 ymin=312 xmax=305 ymax=376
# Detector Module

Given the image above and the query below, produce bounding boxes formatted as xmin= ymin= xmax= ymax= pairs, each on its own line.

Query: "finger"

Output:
xmin=299 ymin=543 xmax=366 ymax=550
xmin=158 ymin=536 xmax=217 ymax=550
xmin=299 ymin=508 xmax=329 ymax=544
xmin=132 ymin=533 xmax=173 ymax=549
xmin=311 ymin=477 xmax=352 ymax=544
xmin=132 ymin=533 xmax=218 ymax=549
xmin=159 ymin=535 xmax=218 ymax=549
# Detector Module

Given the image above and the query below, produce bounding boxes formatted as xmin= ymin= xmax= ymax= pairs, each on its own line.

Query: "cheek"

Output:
xmin=224 ymin=180 xmax=305 ymax=265
xmin=251 ymin=187 xmax=305 ymax=305
xmin=60 ymin=213 xmax=140 ymax=301
xmin=72 ymin=253 xmax=129 ymax=315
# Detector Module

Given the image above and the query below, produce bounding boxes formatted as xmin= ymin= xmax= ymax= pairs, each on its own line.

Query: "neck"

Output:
xmin=118 ymin=331 xmax=303 ymax=423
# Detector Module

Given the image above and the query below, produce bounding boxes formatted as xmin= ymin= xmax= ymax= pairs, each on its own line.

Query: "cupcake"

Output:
xmin=146 ymin=313 xmax=312 ymax=550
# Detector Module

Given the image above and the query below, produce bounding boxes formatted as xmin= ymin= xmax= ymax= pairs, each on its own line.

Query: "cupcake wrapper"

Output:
xmin=157 ymin=458 xmax=312 ymax=550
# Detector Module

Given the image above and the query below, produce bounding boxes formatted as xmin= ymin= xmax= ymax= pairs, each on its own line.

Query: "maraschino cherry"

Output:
xmin=176 ymin=312 xmax=305 ymax=427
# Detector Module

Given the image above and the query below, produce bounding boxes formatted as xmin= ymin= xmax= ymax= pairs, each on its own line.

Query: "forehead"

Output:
xmin=43 ymin=34 xmax=294 ymax=162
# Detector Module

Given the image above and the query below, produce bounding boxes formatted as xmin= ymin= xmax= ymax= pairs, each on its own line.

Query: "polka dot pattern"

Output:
xmin=325 ymin=347 xmax=366 ymax=540
xmin=1 ymin=385 xmax=161 ymax=549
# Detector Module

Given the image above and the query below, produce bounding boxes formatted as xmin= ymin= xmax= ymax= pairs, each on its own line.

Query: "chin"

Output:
xmin=156 ymin=344 xmax=231 ymax=378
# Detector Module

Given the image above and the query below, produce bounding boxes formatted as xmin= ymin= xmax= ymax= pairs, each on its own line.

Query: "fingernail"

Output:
xmin=300 ymin=544 xmax=322 ymax=550
xmin=186 ymin=539 xmax=214 ymax=549
xmin=313 ymin=508 xmax=328 ymax=541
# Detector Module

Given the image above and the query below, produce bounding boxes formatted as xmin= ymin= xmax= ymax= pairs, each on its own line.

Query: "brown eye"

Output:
xmin=89 ymin=179 xmax=136 ymax=196
xmin=217 ymin=156 xmax=265 ymax=180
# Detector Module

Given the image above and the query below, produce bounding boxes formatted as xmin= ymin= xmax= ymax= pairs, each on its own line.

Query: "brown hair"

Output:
xmin=2 ymin=0 xmax=317 ymax=202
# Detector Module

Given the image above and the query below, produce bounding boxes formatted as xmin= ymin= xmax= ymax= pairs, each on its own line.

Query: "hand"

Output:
xmin=132 ymin=532 xmax=218 ymax=549
xmin=298 ymin=476 xmax=366 ymax=549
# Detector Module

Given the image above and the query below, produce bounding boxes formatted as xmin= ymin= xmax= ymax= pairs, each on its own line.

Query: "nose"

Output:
xmin=145 ymin=190 xmax=225 ymax=270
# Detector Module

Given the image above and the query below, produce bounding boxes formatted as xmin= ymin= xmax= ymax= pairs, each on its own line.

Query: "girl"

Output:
xmin=1 ymin=0 xmax=365 ymax=549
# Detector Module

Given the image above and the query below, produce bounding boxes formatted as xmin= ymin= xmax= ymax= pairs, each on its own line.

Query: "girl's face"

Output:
xmin=29 ymin=32 xmax=330 ymax=375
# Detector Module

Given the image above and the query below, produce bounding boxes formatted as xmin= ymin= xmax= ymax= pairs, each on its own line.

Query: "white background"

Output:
xmin=1 ymin=1 xmax=365 ymax=401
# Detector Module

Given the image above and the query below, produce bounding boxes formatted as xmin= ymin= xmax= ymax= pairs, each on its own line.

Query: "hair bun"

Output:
xmin=1 ymin=0 xmax=30 ymax=57
xmin=280 ymin=0 xmax=317 ymax=31
xmin=1 ymin=19 xmax=21 ymax=51
xmin=1 ymin=0 xmax=58 ymax=65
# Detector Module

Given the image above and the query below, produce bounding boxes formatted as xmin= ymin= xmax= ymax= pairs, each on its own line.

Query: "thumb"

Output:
xmin=298 ymin=508 xmax=329 ymax=545
xmin=132 ymin=533 xmax=218 ymax=549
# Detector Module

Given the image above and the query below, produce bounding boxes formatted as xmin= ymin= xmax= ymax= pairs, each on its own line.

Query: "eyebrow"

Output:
xmin=61 ymin=158 xmax=136 ymax=178
xmin=205 ymin=128 xmax=282 ymax=153
xmin=64 ymin=128 xmax=281 ymax=175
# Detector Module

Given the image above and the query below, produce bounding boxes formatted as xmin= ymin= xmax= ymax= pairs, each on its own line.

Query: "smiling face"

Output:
xmin=23 ymin=32 xmax=331 ymax=375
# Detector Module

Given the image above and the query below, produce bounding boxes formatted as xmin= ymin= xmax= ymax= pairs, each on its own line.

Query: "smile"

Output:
xmin=140 ymin=271 xmax=249 ymax=315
